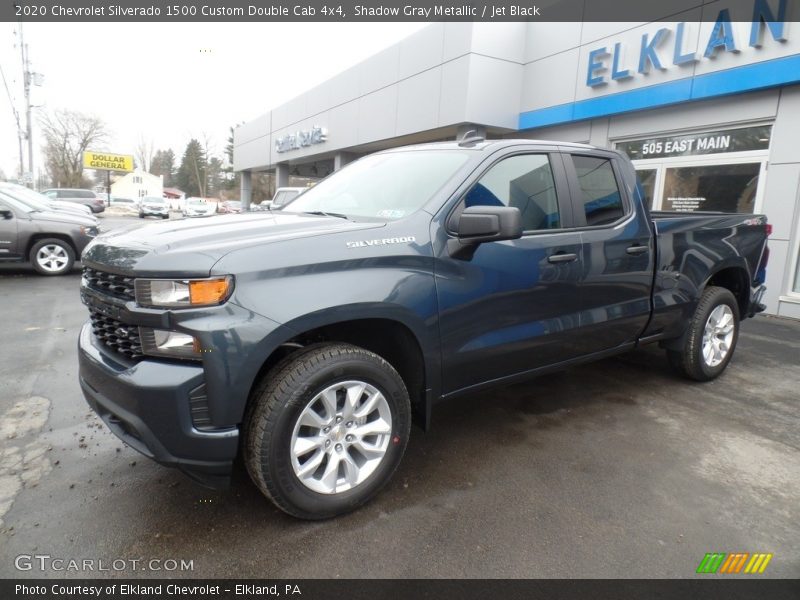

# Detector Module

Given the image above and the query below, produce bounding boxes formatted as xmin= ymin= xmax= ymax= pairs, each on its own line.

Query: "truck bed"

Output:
xmin=643 ymin=210 xmax=769 ymax=340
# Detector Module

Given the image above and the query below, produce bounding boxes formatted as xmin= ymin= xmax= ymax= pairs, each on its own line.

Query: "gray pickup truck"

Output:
xmin=78 ymin=139 xmax=769 ymax=519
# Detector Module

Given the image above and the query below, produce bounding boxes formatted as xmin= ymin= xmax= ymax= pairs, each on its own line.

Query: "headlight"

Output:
xmin=80 ymin=225 xmax=99 ymax=237
xmin=139 ymin=327 xmax=200 ymax=360
xmin=134 ymin=276 xmax=233 ymax=308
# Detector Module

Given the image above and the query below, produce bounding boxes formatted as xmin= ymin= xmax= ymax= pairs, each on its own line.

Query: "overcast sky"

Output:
xmin=0 ymin=22 xmax=427 ymax=181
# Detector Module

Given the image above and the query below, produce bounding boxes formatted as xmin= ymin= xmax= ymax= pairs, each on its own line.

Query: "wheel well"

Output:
xmin=26 ymin=234 xmax=78 ymax=259
xmin=252 ymin=318 xmax=426 ymax=421
xmin=707 ymin=267 xmax=749 ymax=315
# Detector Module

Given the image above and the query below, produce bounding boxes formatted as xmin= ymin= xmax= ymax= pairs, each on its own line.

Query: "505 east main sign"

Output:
xmin=586 ymin=0 xmax=790 ymax=87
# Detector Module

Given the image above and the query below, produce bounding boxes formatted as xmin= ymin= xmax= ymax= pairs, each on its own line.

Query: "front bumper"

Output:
xmin=78 ymin=322 xmax=239 ymax=488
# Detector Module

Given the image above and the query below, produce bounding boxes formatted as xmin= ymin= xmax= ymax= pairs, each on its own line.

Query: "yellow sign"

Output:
xmin=83 ymin=151 xmax=134 ymax=172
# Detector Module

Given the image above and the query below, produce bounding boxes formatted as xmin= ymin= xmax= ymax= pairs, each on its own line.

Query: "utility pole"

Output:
xmin=19 ymin=24 xmax=34 ymax=188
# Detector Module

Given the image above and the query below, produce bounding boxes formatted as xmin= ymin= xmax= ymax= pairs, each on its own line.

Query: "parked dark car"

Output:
xmin=0 ymin=190 xmax=99 ymax=275
xmin=43 ymin=188 xmax=106 ymax=213
xmin=217 ymin=200 xmax=242 ymax=214
xmin=78 ymin=139 xmax=769 ymax=519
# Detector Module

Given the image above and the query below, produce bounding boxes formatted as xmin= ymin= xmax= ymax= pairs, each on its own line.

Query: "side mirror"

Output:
xmin=448 ymin=206 xmax=522 ymax=259
xmin=0 ymin=208 xmax=12 ymax=220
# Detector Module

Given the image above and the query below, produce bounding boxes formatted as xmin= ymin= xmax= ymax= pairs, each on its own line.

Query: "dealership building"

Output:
xmin=234 ymin=5 xmax=800 ymax=317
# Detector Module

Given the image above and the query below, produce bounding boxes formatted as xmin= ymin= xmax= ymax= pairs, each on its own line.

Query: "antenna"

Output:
xmin=458 ymin=129 xmax=485 ymax=147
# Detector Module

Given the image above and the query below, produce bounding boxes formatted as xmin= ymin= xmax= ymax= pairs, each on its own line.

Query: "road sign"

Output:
xmin=82 ymin=151 xmax=134 ymax=172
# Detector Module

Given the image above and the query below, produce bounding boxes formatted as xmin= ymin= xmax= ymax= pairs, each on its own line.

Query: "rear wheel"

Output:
xmin=244 ymin=343 xmax=411 ymax=519
xmin=29 ymin=238 xmax=75 ymax=276
xmin=667 ymin=286 xmax=740 ymax=381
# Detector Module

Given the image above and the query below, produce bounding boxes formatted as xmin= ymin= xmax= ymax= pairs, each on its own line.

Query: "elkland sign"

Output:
xmin=275 ymin=126 xmax=327 ymax=154
xmin=586 ymin=0 xmax=790 ymax=87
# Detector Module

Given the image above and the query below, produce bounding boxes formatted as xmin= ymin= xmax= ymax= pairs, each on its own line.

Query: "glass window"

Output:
xmin=572 ymin=156 xmax=625 ymax=226
xmin=662 ymin=163 xmax=760 ymax=213
xmin=464 ymin=154 xmax=560 ymax=231
xmin=636 ymin=169 xmax=657 ymax=209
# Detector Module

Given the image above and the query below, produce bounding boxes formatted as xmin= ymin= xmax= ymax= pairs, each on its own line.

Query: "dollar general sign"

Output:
xmin=83 ymin=151 xmax=134 ymax=172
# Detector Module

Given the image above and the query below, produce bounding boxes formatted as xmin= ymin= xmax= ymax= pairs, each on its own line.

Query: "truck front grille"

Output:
xmin=83 ymin=267 xmax=136 ymax=302
xmin=88 ymin=309 xmax=143 ymax=359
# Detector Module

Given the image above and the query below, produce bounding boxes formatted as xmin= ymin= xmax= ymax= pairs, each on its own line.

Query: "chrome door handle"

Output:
xmin=548 ymin=253 xmax=578 ymax=264
xmin=626 ymin=245 xmax=649 ymax=255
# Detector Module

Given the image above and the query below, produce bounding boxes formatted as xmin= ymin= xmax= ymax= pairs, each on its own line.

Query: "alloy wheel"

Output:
xmin=290 ymin=380 xmax=392 ymax=495
xmin=702 ymin=304 xmax=735 ymax=367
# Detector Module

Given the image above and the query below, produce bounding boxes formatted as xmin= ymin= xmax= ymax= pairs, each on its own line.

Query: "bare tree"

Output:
xmin=40 ymin=109 xmax=108 ymax=188
xmin=134 ymin=135 xmax=155 ymax=172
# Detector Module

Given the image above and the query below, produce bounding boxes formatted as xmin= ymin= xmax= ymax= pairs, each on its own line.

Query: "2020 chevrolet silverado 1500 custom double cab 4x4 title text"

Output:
xmin=78 ymin=139 xmax=769 ymax=519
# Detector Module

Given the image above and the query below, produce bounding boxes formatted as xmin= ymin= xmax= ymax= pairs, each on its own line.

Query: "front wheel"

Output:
xmin=244 ymin=343 xmax=411 ymax=519
xmin=29 ymin=238 xmax=75 ymax=276
xmin=667 ymin=286 xmax=740 ymax=381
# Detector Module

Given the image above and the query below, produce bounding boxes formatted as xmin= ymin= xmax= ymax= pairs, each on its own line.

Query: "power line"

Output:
xmin=0 ymin=59 xmax=24 ymax=178
xmin=0 ymin=61 xmax=20 ymax=124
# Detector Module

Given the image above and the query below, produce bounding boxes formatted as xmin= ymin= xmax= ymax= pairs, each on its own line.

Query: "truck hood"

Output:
xmin=82 ymin=212 xmax=384 ymax=276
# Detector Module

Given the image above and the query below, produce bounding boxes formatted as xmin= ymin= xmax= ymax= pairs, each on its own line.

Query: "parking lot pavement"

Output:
xmin=0 ymin=243 xmax=798 ymax=578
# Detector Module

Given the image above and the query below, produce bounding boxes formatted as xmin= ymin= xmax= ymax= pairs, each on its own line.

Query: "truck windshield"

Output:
xmin=283 ymin=151 xmax=469 ymax=220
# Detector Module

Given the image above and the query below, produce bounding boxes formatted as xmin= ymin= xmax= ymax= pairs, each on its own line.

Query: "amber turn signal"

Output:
xmin=189 ymin=277 xmax=232 ymax=305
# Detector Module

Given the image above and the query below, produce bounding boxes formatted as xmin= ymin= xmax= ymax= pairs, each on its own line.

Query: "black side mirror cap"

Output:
xmin=448 ymin=206 xmax=522 ymax=259
xmin=0 ymin=209 xmax=12 ymax=220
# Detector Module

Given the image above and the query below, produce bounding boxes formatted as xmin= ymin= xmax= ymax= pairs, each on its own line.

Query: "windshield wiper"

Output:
xmin=302 ymin=210 xmax=350 ymax=220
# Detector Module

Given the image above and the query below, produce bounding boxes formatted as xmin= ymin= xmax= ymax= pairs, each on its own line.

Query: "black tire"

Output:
xmin=667 ymin=286 xmax=740 ymax=382
xmin=29 ymin=238 xmax=75 ymax=276
xmin=162 ymin=214 xmax=169 ymax=219
xmin=244 ymin=343 xmax=411 ymax=519
xmin=139 ymin=213 xmax=144 ymax=218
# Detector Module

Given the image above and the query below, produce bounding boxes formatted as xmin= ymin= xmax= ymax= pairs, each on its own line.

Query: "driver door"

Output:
xmin=435 ymin=151 xmax=585 ymax=394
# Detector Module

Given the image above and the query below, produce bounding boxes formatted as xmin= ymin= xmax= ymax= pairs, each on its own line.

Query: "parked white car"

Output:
xmin=269 ymin=187 xmax=306 ymax=210
xmin=182 ymin=197 xmax=214 ymax=217
xmin=139 ymin=196 xmax=170 ymax=219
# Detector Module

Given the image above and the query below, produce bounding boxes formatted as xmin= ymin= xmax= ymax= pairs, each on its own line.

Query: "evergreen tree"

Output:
xmin=150 ymin=149 xmax=176 ymax=188
xmin=176 ymin=140 xmax=207 ymax=197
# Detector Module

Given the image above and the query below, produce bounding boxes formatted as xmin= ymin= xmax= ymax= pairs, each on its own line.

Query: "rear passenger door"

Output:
xmin=562 ymin=152 xmax=654 ymax=354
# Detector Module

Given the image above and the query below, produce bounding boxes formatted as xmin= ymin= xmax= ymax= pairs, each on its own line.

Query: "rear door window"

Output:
xmin=571 ymin=156 xmax=625 ymax=226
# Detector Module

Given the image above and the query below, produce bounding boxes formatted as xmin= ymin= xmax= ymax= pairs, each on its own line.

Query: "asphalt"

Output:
xmin=0 ymin=213 xmax=798 ymax=579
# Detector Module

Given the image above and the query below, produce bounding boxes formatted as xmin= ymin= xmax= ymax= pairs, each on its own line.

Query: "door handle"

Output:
xmin=547 ymin=253 xmax=578 ymax=264
xmin=626 ymin=245 xmax=649 ymax=255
